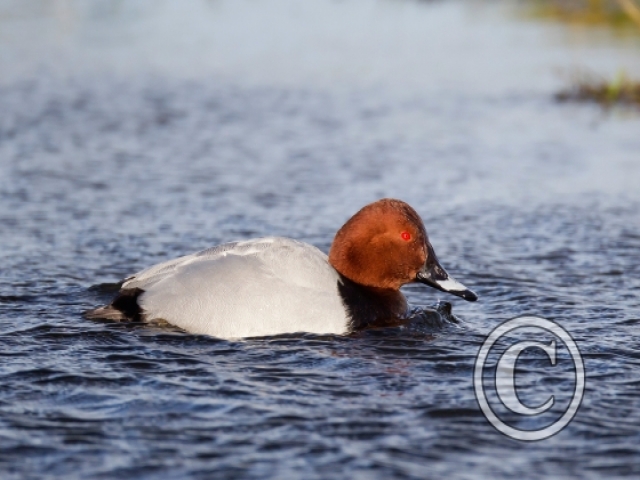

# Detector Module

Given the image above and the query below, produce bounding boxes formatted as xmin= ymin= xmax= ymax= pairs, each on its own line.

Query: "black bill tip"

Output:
xmin=455 ymin=289 xmax=478 ymax=302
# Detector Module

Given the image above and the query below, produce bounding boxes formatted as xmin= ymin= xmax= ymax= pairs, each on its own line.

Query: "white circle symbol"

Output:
xmin=474 ymin=316 xmax=585 ymax=441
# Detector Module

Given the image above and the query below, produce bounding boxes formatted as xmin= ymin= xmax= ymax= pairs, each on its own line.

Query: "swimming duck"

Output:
xmin=86 ymin=199 xmax=477 ymax=338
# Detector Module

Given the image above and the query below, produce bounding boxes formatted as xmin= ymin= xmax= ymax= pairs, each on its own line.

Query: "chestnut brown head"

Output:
xmin=328 ymin=199 xmax=477 ymax=301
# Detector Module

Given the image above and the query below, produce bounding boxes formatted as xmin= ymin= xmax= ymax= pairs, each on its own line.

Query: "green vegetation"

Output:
xmin=557 ymin=70 xmax=640 ymax=107
xmin=522 ymin=1 xmax=640 ymax=107
xmin=527 ymin=0 xmax=640 ymax=29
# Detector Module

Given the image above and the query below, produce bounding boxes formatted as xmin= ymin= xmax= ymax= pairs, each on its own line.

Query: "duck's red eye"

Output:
xmin=401 ymin=231 xmax=411 ymax=241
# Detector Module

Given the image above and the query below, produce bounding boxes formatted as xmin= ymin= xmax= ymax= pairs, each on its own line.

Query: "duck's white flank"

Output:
xmin=122 ymin=237 xmax=349 ymax=339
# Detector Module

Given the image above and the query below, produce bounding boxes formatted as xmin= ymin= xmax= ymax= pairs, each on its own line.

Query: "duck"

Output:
xmin=86 ymin=199 xmax=477 ymax=338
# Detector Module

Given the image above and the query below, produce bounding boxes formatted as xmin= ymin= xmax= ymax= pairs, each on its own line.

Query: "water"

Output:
xmin=1 ymin=0 xmax=640 ymax=478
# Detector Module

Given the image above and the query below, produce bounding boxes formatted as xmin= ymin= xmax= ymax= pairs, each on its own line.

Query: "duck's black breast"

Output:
xmin=337 ymin=275 xmax=409 ymax=331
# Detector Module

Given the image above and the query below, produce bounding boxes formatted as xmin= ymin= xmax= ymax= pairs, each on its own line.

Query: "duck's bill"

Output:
xmin=416 ymin=250 xmax=478 ymax=302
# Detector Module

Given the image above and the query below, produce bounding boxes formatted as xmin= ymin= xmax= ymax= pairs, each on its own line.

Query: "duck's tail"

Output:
xmin=84 ymin=288 xmax=145 ymax=322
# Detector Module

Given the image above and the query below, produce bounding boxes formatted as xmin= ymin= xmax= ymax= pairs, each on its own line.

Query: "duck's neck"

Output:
xmin=337 ymin=275 xmax=409 ymax=331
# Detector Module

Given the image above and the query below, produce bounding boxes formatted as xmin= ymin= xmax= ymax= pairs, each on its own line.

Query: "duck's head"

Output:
xmin=328 ymin=198 xmax=477 ymax=301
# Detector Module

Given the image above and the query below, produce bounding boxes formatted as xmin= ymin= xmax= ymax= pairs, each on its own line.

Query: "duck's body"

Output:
xmin=99 ymin=238 xmax=350 ymax=337
xmin=87 ymin=199 xmax=477 ymax=339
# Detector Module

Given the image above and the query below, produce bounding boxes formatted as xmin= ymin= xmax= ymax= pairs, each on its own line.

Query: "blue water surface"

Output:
xmin=1 ymin=1 xmax=640 ymax=478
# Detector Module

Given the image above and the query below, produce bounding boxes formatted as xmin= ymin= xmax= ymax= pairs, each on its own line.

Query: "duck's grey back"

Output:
xmin=123 ymin=237 xmax=349 ymax=338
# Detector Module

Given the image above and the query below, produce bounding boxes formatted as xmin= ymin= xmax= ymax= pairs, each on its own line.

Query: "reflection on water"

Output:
xmin=0 ymin=1 xmax=640 ymax=479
